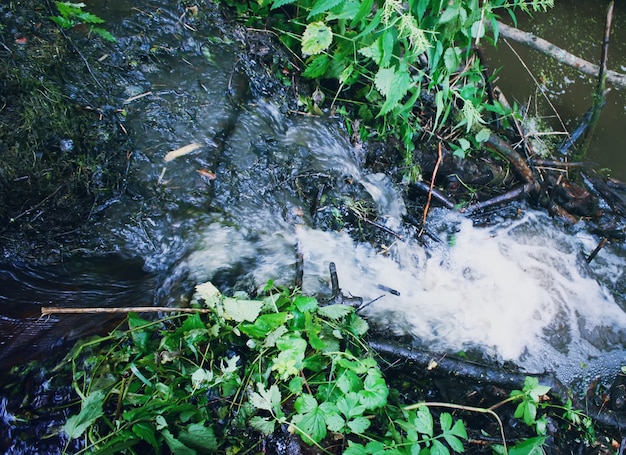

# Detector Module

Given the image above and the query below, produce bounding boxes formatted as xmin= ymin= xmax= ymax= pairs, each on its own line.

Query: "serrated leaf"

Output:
xmin=347 ymin=416 xmax=371 ymax=434
xmin=240 ymin=312 xmax=290 ymax=338
xmin=294 ymin=295 xmax=318 ymax=312
xmin=358 ymin=370 xmax=388 ymax=409
xmin=358 ymin=41 xmax=382 ymax=65
xmin=132 ymin=421 xmax=159 ymax=448
xmin=63 ymin=390 xmax=105 ymax=439
xmin=414 ymin=406 xmax=434 ymax=437
xmin=303 ymin=54 xmax=331 ymax=79
xmin=317 ymin=304 xmax=353 ymax=320
xmin=308 ymin=0 xmax=344 ymax=19
xmin=223 ymin=297 xmax=263 ymax=322
xmin=271 ymin=0 xmax=297 ymax=8
xmin=162 ymin=429 xmax=197 ymax=455
xmin=432 ymin=439 xmax=451 ymax=455
xmin=325 ymin=412 xmax=346 ymax=432
xmin=250 ymin=383 xmax=281 ymax=413
xmin=444 ymin=433 xmax=465 ymax=453
xmin=250 ymin=416 xmax=276 ymax=435
xmin=337 ymin=392 xmax=365 ymax=418
xmin=178 ymin=423 xmax=217 ymax=451
xmin=301 ymin=22 xmax=333 ymax=56
xmin=292 ymin=394 xmax=328 ymax=443
xmin=374 ymin=66 xmax=412 ymax=116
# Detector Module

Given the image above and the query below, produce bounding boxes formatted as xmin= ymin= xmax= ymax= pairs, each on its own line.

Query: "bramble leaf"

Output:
xmin=302 ymin=22 xmax=333 ymax=56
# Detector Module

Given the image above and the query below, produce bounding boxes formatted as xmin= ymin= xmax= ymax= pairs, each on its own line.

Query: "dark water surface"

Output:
xmin=487 ymin=0 xmax=626 ymax=179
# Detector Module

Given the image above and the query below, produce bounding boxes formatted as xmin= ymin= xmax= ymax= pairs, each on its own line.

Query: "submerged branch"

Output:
xmin=496 ymin=21 xmax=626 ymax=89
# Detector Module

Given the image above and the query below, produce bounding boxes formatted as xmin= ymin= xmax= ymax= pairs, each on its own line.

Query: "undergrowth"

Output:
xmin=59 ymin=282 xmax=596 ymax=454
xmin=220 ymin=0 xmax=554 ymax=181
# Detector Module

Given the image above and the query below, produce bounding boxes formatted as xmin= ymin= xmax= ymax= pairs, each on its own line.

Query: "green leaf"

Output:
xmin=178 ymin=423 xmax=217 ymax=451
xmin=475 ymin=128 xmax=490 ymax=143
xmin=432 ymin=439 xmax=451 ymax=455
xmin=358 ymin=41 xmax=383 ymax=65
xmin=132 ymin=422 xmax=159 ymax=449
xmin=240 ymin=312 xmax=290 ymax=338
xmin=508 ymin=436 xmax=547 ymax=455
xmin=250 ymin=383 xmax=282 ymax=413
xmin=358 ymin=369 xmax=388 ymax=409
xmin=301 ymin=22 xmax=333 ymax=56
xmin=347 ymin=416 xmax=371 ymax=434
xmin=250 ymin=416 xmax=276 ymax=435
xmin=63 ymin=390 xmax=105 ymax=439
xmin=374 ymin=65 xmax=412 ymax=116
xmin=337 ymin=392 xmax=366 ymax=419
xmin=413 ymin=405 xmax=434 ymax=437
xmin=223 ymin=297 xmax=263 ymax=322
xmin=308 ymin=0 xmax=344 ymax=19
xmin=271 ymin=0 xmax=297 ymax=8
xmin=292 ymin=395 xmax=338 ymax=444
xmin=303 ymin=54 xmax=331 ymax=79
xmin=318 ymin=304 xmax=353 ymax=320
xmin=294 ymin=295 xmax=318 ymax=312
xmin=162 ymin=429 xmax=198 ymax=455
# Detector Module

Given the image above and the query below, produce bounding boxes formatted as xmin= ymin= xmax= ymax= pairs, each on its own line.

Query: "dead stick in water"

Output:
xmin=586 ymin=237 xmax=608 ymax=264
xmin=495 ymin=21 xmax=626 ymax=89
xmin=580 ymin=1 xmax=614 ymax=154
xmin=41 ymin=307 xmax=212 ymax=316
xmin=420 ymin=142 xmax=443 ymax=236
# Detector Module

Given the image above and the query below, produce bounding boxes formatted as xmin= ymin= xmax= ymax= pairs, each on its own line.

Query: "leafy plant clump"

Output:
xmin=50 ymin=2 xmax=116 ymax=42
xmin=222 ymin=0 xmax=552 ymax=180
xmin=58 ymin=282 xmax=596 ymax=454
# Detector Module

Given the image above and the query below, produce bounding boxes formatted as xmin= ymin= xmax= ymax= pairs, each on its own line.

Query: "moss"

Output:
xmin=0 ymin=1 xmax=127 ymax=256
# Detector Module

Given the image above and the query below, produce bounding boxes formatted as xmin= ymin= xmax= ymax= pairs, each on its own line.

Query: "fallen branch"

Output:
xmin=496 ymin=21 xmax=626 ymax=89
xmin=41 ymin=306 xmax=211 ymax=316
xmin=484 ymin=133 xmax=538 ymax=189
xmin=462 ymin=183 xmax=534 ymax=215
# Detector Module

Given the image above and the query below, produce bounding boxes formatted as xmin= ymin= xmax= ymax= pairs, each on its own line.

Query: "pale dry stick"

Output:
xmin=404 ymin=401 xmax=509 ymax=455
xmin=41 ymin=306 xmax=212 ymax=316
xmin=496 ymin=21 xmax=626 ymax=90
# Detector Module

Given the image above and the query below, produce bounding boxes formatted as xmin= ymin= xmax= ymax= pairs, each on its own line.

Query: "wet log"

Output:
xmin=483 ymin=133 xmax=538 ymax=190
xmin=368 ymin=338 xmax=626 ymax=432
xmin=495 ymin=21 xmax=626 ymax=90
xmin=462 ymin=182 xmax=534 ymax=215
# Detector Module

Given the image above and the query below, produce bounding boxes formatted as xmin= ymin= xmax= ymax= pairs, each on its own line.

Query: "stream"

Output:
xmin=1 ymin=1 xmax=626 ymax=452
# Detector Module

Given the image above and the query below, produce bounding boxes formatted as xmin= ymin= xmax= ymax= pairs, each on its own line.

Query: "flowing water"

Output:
xmin=2 ymin=4 xmax=626 ymax=448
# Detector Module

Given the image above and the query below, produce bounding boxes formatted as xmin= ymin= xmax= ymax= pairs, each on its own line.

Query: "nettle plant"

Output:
xmin=59 ymin=282 xmax=595 ymax=454
xmin=234 ymin=0 xmax=553 ymax=178
xmin=50 ymin=1 xmax=116 ymax=42
xmin=61 ymin=282 xmax=468 ymax=454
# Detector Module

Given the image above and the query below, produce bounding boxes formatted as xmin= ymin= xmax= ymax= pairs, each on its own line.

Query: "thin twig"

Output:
xmin=420 ymin=142 xmax=443 ymax=236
